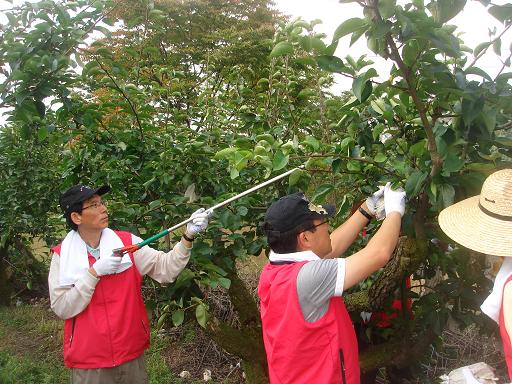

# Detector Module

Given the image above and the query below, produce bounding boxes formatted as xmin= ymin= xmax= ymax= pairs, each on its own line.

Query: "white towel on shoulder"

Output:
xmin=58 ymin=228 xmax=133 ymax=287
xmin=481 ymin=257 xmax=512 ymax=323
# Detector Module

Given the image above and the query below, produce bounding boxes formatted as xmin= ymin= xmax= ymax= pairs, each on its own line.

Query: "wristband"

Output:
xmin=182 ymin=233 xmax=195 ymax=242
xmin=358 ymin=206 xmax=373 ymax=222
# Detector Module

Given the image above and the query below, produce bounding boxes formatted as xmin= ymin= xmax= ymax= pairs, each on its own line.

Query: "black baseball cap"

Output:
xmin=262 ymin=192 xmax=335 ymax=236
xmin=59 ymin=184 xmax=111 ymax=213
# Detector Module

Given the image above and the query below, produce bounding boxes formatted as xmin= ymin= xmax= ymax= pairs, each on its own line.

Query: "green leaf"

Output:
xmin=496 ymin=73 xmax=512 ymax=83
xmin=37 ymin=126 xmax=48 ymax=141
xmin=272 ymin=149 xmax=289 ymax=171
xmin=405 ymin=170 xmax=428 ymax=197
xmin=303 ymin=136 xmax=320 ymax=151
xmin=94 ymin=25 xmax=112 ymax=37
xmin=493 ymin=38 xmax=502 ymax=55
xmin=496 ymin=137 xmax=512 ymax=147
xmin=350 ymin=28 xmax=366 ymax=46
xmin=195 ymin=304 xmax=208 ymax=328
xmin=299 ymin=36 xmax=312 ymax=52
xmin=378 ymin=0 xmax=397 ymax=19
xmin=443 ymin=152 xmax=464 ymax=174
xmin=473 ymin=42 xmax=491 ymax=58
xmin=218 ymin=277 xmax=231 ymax=289
xmin=403 ymin=40 xmax=420 ymax=66
xmin=157 ymin=313 xmax=168 ymax=329
xmin=439 ymin=184 xmax=455 ymax=208
xmin=370 ymin=100 xmax=386 ymax=115
xmin=430 ymin=181 xmax=438 ymax=198
xmin=256 ymin=134 xmax=275 ymax=145
xmin=270 ymin=41 xmax=294 ymax=57
xmin=297 ymin=88 xmax=317 ymax=98
xmin=488 ymin=4 xmax=512 ymax=23
xmin=289 ymin=169 xmax=305 ymax=186
xmin=461 ymin=96 xmax=484 ymax=125
xmin=481 ymin=108 xmax=497 ymax=134
xmin=428 ymin=0 xmax=466 ymax=23
xmin=332 ymin=18 xmax=366 ymax=41
xmin=312 ymin=184 xmax=334 ymax=202
xmin=172 ymin=310 xmax=185 ymax=327
xmin=324 ymin=40 xmax=339 ymax=56
xmin=374 ymin=153 xmax=387 ymax=163
xmin=148 ymin=200 xmax=161 ymax=210
xmin=352 ymin=77 xmax=372 ymax=102
xmin=464 ymin=67 xmax=492 ymax=81
xmin=347 ymin=160 xmax=361 ymax=172
xmin=310 ymin=37 xmax=326 ymax=52
xmin=409 ymin=139 xmax=427 ymax=157
xmin=316 ymin=55 xmax=346 ymax=73
xmin=428 ymin=30 xmax=461 ymax=57
xmin=230 ymin=167 xmax=239 ymax=179
xmin=214 ymin=147 xmax=236 ymax=160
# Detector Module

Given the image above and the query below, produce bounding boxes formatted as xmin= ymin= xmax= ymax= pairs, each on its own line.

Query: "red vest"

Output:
xmin=500 ymin=274 xmax=512 ymax=380
xmin=258 ymin=261 xmax=360 ymax=384
xmin=52 ymin=230 xmax=150 ymax=368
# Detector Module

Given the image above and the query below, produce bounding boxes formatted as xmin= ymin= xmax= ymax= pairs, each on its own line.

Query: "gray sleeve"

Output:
xmin=296 ymin=258 xmax=346 ymax=322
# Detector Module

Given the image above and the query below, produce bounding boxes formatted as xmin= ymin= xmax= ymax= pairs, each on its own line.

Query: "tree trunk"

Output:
xmin=345 ymin=236 xmax=425 ymax=313
xmin=0 ymin=240 xmax=12 ymax=306
xmin=345 ymin=235 xmax=431 ymax=377
xmin=205 ymin=261 xmax=268 ymax=384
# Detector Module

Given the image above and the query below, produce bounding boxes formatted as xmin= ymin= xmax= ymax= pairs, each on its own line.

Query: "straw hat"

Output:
xmin=438 ymin=169 xmax=512 ymax=257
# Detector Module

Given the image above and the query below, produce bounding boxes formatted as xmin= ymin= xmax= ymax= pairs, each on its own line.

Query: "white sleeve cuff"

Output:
xmin=174 ymin=240 xmax=192 ymax=256
xmin=334 ymin=258 xmax=345 ymax=296
xmin=131 ymin=234 xmax=143 ymax=244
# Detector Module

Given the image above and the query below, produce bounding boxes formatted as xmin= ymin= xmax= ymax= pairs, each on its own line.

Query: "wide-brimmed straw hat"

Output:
xmin=438 ymin=169 xmax=512 ymax=257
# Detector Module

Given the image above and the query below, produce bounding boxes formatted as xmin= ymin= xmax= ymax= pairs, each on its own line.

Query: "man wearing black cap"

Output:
xmin=258 ymin=184 xmax=405 ymax=384
xmin=48 ymin=184 xmax=210 ymax=383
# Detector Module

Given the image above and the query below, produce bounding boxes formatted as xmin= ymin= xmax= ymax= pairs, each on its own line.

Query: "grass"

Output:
xmin=0 ymin=303 xmax=207 ymax=384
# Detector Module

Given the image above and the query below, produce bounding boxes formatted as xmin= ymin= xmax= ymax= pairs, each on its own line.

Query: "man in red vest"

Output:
xmin=258 ymin=185 xmax=405 ymax=384
xmin=48 ymin=184 xmax=210 ymax=384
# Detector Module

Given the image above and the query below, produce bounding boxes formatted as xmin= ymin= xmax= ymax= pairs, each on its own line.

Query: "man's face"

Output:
xmin=304 ymin=218 xmax=332 ymax=258
xmin=76 ymin=194 xmax=109 ymax=231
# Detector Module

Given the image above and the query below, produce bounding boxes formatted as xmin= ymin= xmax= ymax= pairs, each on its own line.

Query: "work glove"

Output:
xmin=92 ymin=254 xmax=122 ymax=276
xmin=365 ymin=186 xmax=386 ymax=221
xmin=185 ymin=208 xmax=211 ymax=238
xmin=384 ymin=182 xmax=406 ymax=217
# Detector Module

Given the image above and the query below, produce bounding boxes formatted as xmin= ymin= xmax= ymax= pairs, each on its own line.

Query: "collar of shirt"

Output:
xmin=268 ymin=250 xmax=320 ymax=263
xmin=85 ymin=243 xmax=100 ymax=260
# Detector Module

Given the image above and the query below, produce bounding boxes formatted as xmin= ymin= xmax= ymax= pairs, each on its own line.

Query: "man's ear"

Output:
xmin=70 ymin=212 xmax=82 ymax=226
xmin=296 ymin=231 xmax=311 ymax=251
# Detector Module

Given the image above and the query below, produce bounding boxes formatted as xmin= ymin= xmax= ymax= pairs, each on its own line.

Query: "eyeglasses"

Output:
xmin=301 ymin=220 xmax=329 ymax=233
xmin=82 ymin=200 xmax=107 ymax=211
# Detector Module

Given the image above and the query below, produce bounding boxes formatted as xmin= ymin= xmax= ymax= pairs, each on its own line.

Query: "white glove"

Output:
xmin=384 ymin=182 xmax=406 ymax=217
xmin=92 ymin=254 xmax=122 ymax=276
xmin=365 ymin=186 xmax=385 ymax=221
xmin=185 ymin=208 xmax=211 ymax=237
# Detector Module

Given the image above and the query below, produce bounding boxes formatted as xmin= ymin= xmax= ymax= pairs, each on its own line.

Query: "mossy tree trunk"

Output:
xmin=345 ymin=235 xmax=431 ymax=376
xmin=0 ymin=239 xmax=12 ymax=306
xmin=205 ymin=259 xmax=268 ymax=384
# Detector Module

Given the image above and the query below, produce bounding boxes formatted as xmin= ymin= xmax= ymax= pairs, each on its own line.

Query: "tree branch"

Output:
xmin=95 ymin=59 xmax=145 ymax=145
xmin=466 ymin=23 xmax=512 ymax=70
xmin=365 ymin=0 xmax=442 ymax=178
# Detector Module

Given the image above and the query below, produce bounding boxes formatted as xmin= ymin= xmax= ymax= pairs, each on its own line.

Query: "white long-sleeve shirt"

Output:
xmin=48 ymin=233 xmax=192 ymax=320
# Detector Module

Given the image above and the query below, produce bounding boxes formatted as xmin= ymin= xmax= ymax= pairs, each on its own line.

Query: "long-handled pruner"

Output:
xmin=112 ymin=166 xmax=304 ymax=256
